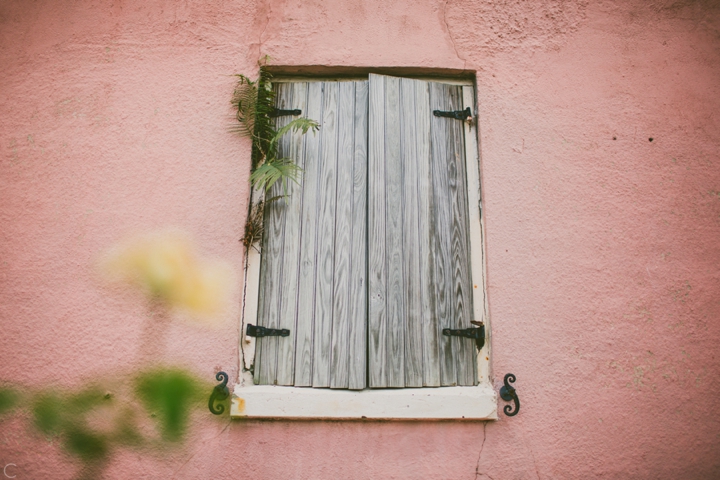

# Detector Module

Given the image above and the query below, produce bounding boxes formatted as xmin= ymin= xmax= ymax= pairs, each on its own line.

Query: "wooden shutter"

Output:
xmin=254 ymin=80 xmax=369 ymax=390
xmin=367 ymin=74 xmax=477 ymax=388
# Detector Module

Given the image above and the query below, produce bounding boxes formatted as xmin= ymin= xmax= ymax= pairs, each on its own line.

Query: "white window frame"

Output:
xmin=232 ymin=75 xmax=496 ymax=420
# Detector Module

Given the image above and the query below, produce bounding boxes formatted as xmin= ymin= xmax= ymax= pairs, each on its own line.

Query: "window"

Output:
xmin=234 ymin=73 xmax=495 ymax=419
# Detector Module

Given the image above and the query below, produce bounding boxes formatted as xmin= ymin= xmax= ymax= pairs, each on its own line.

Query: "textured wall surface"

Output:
xmin=1 ymin=0 xmax=720 ymax=478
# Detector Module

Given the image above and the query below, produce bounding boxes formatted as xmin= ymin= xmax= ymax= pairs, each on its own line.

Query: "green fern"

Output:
xmin=234 ymin=63 xmax=319 ymax=248
xmin=232 ymin=65 xmax=318 ymax=182
xmin=249 ymin=157 xmax=303 ymax=198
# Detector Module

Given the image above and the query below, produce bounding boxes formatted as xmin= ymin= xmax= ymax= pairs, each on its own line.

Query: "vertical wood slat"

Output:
xmin=383 ymin=76 xmax=405 ymax=387
xmin=293 ymin=82 xmax=324 ymax=386
xmin=415 ymin=81 xmax=440 ymax=387
xmin=255 ymin=83 xmax=293 ymax=385
xmin=330 ymin=82 xmax=356 ymax=389
xmin=275 ymin=82 xmax=310 ymax=386
xmin=400 ymin=78 xmax=423 ymax=387
xmin=312 ymin=82 xmax=339 ymax=388
xmin=368 ymin=74 xmax=388 ymax=388
xmin=429 ymin=82 xmax=456 ymax=386
xmin=446 ymin=85 xmax=476 ymax=386
xmin=348 ymin=81 xmax=369 ymax=390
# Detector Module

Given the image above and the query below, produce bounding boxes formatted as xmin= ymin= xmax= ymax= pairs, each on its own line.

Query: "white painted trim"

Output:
xmin=462 ymin=86 xmax=491 ymax=384
xmin=239 ymin=188 xmax=264 ymax=384
xmin=231 ymin=383 xmax=498 ymax=420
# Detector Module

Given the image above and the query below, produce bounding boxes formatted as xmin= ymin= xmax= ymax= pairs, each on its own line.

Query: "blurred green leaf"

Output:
xmin=33 ymin=392 xmax=64 ymax=434
xmin=65 ymin=426 xmax=109 ymax=462
xmin=0 ymin=387 xmax=20 ymax=416
xmin=66 ymin=387 xmax=107 ymax=415
xmin=135 ymin=368 xmax=204 ymax=442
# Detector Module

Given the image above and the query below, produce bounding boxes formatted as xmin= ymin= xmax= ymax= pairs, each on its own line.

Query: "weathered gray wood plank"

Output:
xmin=348 ymin=80 xmax=369 ymax=390
xmin=312 ymin=82 xmax=339 ymax=388
xmin=330 ymin=81 xmax=355 ymax=389
xmin=429 ymin=81 xmax=457 ymax=386
xmin=368 ymin=74 xmax=388 ymax=388
xmin=293 ymin=81 xmax=324 ymax=386
xmin=275 ymin=82 xmax=309 ymax=386
xmin=383 ymin=76 xmax=405 ymax=388
xmin=255 ymin=83 xmax=292 ymax=385
xmin=415 ymin=80 xmax=440 ymax=387
xmin=446 ymin=85 xmax=476 ymax=386
xmin=400 ymin=78 xmax=423 ymax=387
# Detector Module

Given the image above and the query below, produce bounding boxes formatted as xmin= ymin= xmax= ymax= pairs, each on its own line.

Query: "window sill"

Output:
xmin=230 ymin=382 xmax=498 ymax=420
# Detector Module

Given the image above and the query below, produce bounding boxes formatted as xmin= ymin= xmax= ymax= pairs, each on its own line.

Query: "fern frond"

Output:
xmin=269 ymin=118 xmax=320 ymax=151
xmin=231 ymin=75 xmax=258 ymax=139
xmin=249 ymin=158 xmax=302 ymax=198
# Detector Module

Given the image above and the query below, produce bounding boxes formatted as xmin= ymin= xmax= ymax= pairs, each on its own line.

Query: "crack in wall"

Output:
xmin=520 ymin=416 xmax=541 ymax=480
xmin=171 ymin=420 xmax=232 ymax=479
xmin=442 ymin=0 xmax=467 ymax=70
xmin=474 ymin=422 xmax=491 ymax=479
xmin=249 ymin=0 xmax=272 ymax=63
xmin=258 ymin=0 xmax=271 ymax=59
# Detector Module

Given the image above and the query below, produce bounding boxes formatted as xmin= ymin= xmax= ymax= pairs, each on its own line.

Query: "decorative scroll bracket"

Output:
xmin=208 ymin=371 xmax=229 ymax=415
xmin=499 ymin=373 xmax=520 ymax=417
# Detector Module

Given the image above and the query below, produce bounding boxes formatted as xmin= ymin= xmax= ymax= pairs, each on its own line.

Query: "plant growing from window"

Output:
xmin=231 ymin=64 xmax=319 ymax=200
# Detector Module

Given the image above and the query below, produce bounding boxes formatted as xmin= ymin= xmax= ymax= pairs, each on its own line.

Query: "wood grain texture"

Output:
xmin=329 ymin=81 xmax=355 ymax=389
xmin=312 ymin=82 xmax=339 ymax=388
xmin=293 ymin=81 xmax=324 ymax=386
xmin=255 ymin=83 xmax=292 ymax=385
xmin=348 ymin=81 xmax=369 ymax=390
xmin=368 ymin=74 xmax=388 ymax=388
xmin=400 ymin=78 xmax=423 ymax=387
xmin=447 ymin=85 xmax=476 ymax=386
xmin=429 ymin=81 xmax=458 ymax=386
xmin=275 ymin=82 xmax=310 ymax=386
xmin=414 ymin=80 xmax=440 ymax=387
xmin=383 ymin=76 xmax=405 ymax=387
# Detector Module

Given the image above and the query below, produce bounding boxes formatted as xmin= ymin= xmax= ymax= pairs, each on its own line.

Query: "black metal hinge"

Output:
xmin=246 ymin=324 xmax=290 ymax=338
xmin=269 ymin=108 xmax=302 ymax=117
xmin=442 ymin=321 xmax=485 ymax=350
xmin=433 ymin=107 xmax=472 ymax=121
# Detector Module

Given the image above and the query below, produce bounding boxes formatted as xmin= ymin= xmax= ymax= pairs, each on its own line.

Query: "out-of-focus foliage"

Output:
xmin=0 ymin=367 xmax=215 ymax=474
xmin=0 ymin=230 xmax=231 ymax=477
xmin=0 ymin=387 xmax=20 ymax=416
xmin=100 ymin=231 xmax=234 ymax=321
xmin=135 ymin=368 xmax=205 ymax=442
xmin=31 ymin=386 xmax=132 ymax=463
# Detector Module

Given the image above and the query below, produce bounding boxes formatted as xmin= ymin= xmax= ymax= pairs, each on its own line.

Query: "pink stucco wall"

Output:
xmin=2 ymin=0 xmax=720 ymax=478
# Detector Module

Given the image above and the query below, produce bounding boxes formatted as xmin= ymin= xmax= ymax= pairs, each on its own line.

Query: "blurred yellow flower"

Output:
xmin=101 ymin=231 xmax=234 ymax=321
